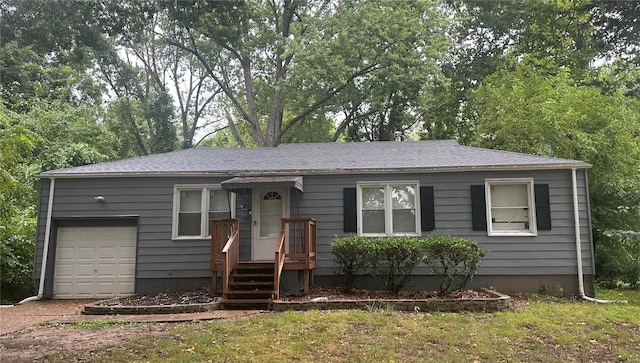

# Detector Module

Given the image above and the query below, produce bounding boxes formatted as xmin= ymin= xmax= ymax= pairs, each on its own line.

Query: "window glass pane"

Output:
xmin=209 ymin=190 xmax=229 ymax=212
xmin=491 ymin=208 xmax=529 ymax=230
xmin=491 ymin=184 xmax=528 ymax=207
xmin=260 ymin=191 xmax=283 ymax=237
xmin=206 ymin=191 xmax=231 ymax=235
xmin=209 ymin=211 xmax=230 ymax=219
xmin=178 ymin=213 xmax=201 ymax=235
xmin=362 ymin=187 xmax=385 ymax=210
xmin=180 ymin=190 xmax=201 ymax=212
xmin=392 ymin=185 xmax=415 ymax=209
xmin=207 ymin=211 xmax=232 ymax=235
xmin=362 ymin=210 xmax=385 ymax=233
xmin=260 ymin=215 xmax=281 ymax=237
xmin=489 ymin=183 xmax=531 ymax=232
xmin=261 ymin=199 xmax=282 ymax=214
xmin=393 ymin=209 xmax=416 ymax=233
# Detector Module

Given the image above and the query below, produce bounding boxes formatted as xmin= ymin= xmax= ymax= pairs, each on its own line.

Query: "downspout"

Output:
xmin=18 ymin=178 xmax=56 ymax=304
xmin=571 ymin=168 xmax=611 ymax=304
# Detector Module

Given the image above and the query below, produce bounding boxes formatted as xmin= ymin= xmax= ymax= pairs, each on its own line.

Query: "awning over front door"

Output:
xmin=221 ymin=176 xmax=304 ymax=193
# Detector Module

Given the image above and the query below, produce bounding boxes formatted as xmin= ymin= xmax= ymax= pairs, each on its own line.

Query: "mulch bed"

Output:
xmin=94 ymin=286 xmax=490 ymax=307
xmin=280 ymin=286 xmax=491 ymax=301
xmin=94 ymin=288 xmax=219 ymax=307
xmin=86 ymin=286 xmax=510 ymax=314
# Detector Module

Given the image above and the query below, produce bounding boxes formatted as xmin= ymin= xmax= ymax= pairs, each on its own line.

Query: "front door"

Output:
xmin=252 ymin=189 xmax=289 ymax=260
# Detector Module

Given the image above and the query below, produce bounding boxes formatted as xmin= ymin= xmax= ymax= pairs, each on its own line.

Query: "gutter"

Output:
xmin=18 ymin=178 xmax=56 ymax=304
xmin=571 ymin=168 xmax=620 ymax=304
xmin=39 ymin=163 xmax=592 ymax=179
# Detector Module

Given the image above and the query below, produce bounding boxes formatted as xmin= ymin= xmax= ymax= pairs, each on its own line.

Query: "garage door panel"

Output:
xmin=116 ymin=282 xmax=135 ymax=295
xmin=118 ymin=228 xmax=137 ymax=239
xmin=55 ymin=282 xmax=73 ymax=295
xmin=55 ymin=265 xmax=74 ymax=277
xmin=56 ymin=247 xmax=75 ymax=260
xmin=97 ymin=282 xmax=116 ymax=294
xmin=76 ymin=264 xmax=96 ymax=277
xmin=97 ymin=264 xmax=116 ymax=277
xmin=54 ymin=226 xmax=137 ymax=299
xmin=119 ymin=246 xmax=136 ymax=256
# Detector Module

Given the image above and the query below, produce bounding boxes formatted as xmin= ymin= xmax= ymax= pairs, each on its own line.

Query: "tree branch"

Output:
xmin=280 ymin=63 xmax=384 ymax=138
xmin=225 ymin=108 xmax=246 ymax=148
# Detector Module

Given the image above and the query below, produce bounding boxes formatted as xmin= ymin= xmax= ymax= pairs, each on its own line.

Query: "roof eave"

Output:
xmin=38 ymin=163 xmax=591 ymax=179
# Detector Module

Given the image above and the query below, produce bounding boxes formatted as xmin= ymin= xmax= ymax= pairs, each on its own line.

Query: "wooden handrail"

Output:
xmin=273 ymin=222 xmax=287 ymax=300
xmin=213 ymin=219 xmax=239 ymax=297
xmin=274 ymin=218 xmax=317 ymax=297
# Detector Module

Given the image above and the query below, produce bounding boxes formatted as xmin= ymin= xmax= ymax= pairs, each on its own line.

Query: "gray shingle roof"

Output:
xmin=40 ymin=140 xmax=590 ymax=177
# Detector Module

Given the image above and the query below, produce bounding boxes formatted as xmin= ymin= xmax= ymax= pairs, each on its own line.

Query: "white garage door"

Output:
xmin=54 ymin=226 xmax=137 ymax=299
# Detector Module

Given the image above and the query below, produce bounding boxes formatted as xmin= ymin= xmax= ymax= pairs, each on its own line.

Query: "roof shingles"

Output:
xmin=41 ymin=140 xmax=590 ymax=177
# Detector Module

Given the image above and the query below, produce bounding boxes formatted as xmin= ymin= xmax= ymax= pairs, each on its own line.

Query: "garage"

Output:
xmin=54 ymin=226 xmax=137 ymax=299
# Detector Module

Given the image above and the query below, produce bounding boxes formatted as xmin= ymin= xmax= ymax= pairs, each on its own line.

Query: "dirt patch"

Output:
xmin=0 ymin=321 xmax=185 ymax=363
xmin=0 ymin=300 xmax=91 ymax=336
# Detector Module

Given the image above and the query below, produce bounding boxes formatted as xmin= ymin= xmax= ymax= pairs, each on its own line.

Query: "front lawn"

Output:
xmin=52 ymin=289 xmax=640 ymax=362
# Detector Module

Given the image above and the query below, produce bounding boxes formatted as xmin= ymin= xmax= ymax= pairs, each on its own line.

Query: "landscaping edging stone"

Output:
xmin=83 ymin=299 xmax=221 ymax=315
xmin=83 ymin=289 xmax=511 ymax=315
xmin=272 ymin=289 xmax=512 ymax=312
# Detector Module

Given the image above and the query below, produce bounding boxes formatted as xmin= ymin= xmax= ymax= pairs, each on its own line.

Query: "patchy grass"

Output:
xmin=65 ymin=319 xmax=139 ymax=329
xmin=53 ymin=289 xmax=640 ymax=362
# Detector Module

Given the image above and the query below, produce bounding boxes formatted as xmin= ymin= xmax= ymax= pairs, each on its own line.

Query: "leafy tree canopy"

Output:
xmin=468 ymin=59 xmax=640 ymax=231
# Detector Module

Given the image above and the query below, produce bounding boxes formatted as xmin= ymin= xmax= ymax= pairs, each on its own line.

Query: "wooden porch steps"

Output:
xmin=221 ymin=262 xmax=275 ymax=309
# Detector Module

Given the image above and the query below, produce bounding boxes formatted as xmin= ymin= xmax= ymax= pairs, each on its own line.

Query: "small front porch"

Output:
xmin=210 ymin=218 xmax=317 ymax=308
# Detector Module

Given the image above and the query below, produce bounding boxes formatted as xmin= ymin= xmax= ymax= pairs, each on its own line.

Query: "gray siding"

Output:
xmin=34 ymin=169 xmax=593 ymax=294
xmin=35 ymin=177 xmax=237 ymax=287
xmin=292 ymin=170 xmax=592 ymax=277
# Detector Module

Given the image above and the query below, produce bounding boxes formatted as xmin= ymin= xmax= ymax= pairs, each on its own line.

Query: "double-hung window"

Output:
xmin=484 ymin=178 xmax=537 ymax=236
xmin=173 ymin=185 xmax=235 ymax=239
xmin=357 ymin=182 xmax=420 ymax=236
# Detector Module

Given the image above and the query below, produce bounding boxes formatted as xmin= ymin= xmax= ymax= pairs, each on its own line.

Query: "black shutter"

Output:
xmin=343 ymin=188 xmax=357 ymax=233
xmin=420 ymin=186 xmax=435 ymax=231
xmin=535 ymin=184 xmax=552 ymax=230
xmin=471 ymin=185 xmax=487 ymax=231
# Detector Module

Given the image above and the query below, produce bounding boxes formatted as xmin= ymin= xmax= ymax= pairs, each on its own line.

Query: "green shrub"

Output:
xmin=422 ymin=235 xmax=486 ymax=294
xmin=0 ymin=206 xmax=36 ymax=304
xmin=331 ymin=236 xmax=375 ymax=292
xmin=370 ymin=237 xmax=424 ymax=295
xmin=595 ymin=229 xmax=640 ymax=288
xmin=332 ymin=234 xmax=487 ymax=296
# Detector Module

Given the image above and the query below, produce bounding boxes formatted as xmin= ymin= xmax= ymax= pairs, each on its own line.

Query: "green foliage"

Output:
xmin=422 ymin=235 xmax=486 ymax=294
xmin=468 ymin=61 xmax=640 ymax=232
xmin=596 ymin=230 xmax=640 ymax=289
xmin=370 ymin=237 xmax=425 ymax=295
xmin=0 ymin=101 xmax=123 ymax=302
xmin=145 ymin=91 xmax=178 ymax=154
xmin=164 ymin=0 xmax=449 ymax=146
xmin=332 ymin=235 xmax=484 ymax=295
xmin=0 ymin=106 xmax=38 ymax=302
xmin=331 ymin=236 xmax=375 ymax=292
xmin=0 ymin=206 xmax=36 ymax=303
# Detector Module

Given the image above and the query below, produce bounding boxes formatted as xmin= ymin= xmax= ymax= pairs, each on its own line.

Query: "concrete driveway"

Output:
xmin=0 ymin=300 xmax=91 ymax=336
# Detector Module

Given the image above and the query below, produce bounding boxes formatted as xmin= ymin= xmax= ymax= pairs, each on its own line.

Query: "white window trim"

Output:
xmin=356 ymin=181 xmax=421 ymax=237
xmin=172 ymin=184 xmax=236 ymax=240
xmin=484 ymin=178 xmax=537 ymax=237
